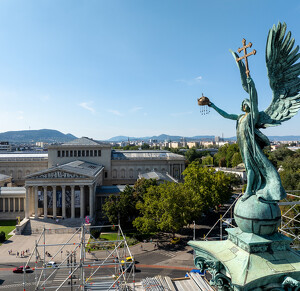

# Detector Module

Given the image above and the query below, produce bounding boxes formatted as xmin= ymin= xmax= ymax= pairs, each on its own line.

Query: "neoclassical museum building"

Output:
xmin=0 ymin=137 xmax=185 ymax=221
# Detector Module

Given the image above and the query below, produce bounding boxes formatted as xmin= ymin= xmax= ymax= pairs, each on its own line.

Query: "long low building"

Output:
xmin=0 ymin=137 xmax=185 ymax=221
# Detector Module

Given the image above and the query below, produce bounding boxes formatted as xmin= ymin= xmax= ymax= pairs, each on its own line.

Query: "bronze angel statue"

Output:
xmin=208 ymin=22 xmax=300 ymax=203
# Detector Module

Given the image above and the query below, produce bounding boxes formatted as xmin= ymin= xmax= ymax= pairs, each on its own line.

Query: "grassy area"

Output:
xmin=0 ymin=220 xmax=16 ymax=244
xmin=87 ymin=232 xmax=139 ymax=251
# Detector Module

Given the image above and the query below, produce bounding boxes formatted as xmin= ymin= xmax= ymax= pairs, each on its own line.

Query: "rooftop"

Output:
xmin=26 ymin=160 xmax=104 ymax=179
xmin=0 ymin=187 xmax=25 ymax=195
xmin=96 ymin=185 xmax=128 ymax=195
xmin=50 ymin=137 xmax=111 ymax=148
xmin=0 ymin=152 xmax=48 ymax=161
xmin=112 ymin=150 xmax=185 ymax=160
xmin=139 ymin=171 xmax=177 ymax=183
xmin=0 ymin=174 xmax=11 ymax=181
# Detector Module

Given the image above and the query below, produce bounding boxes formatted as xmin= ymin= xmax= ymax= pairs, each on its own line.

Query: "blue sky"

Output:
xmin=0 ymin=0 xmax=299 ymax=140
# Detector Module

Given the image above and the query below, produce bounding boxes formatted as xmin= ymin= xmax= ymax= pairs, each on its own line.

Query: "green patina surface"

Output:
xmin=191 ymin=22 xmax=300 ymax=290
xmin=189 ymin=229 xmax=300 ymax=290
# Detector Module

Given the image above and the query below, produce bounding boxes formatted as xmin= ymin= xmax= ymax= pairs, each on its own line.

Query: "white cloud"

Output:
xmin=176 ymin=75 xmax=203 ymax=85
xmin=130 ymin=106 xmax=143 ymax=113
xmin=79 ymin=102 xmax=95 ymax=114
xmin=107 ymin=109 xmax=123 ymax=116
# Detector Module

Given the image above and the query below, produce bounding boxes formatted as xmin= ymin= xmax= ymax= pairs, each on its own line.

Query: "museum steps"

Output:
xmin=22 ymin=217 xmax=85 ymax=235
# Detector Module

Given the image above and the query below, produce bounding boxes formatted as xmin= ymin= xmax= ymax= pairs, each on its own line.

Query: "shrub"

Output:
xmin=0 ymin=231 xmax=5 ymax=243
xmin=90 ymin=229 xmax=101 ymax=239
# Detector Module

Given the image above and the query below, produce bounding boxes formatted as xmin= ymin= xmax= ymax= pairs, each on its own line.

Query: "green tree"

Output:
xmin=279 ymin=153 xmax=300 ymax=190
xmin=185 ymin=148 xmax=208 ymax=164
xmin=133 ymin=183 xmax=193 ymax=235
xmin=133 ymin=178 xmax=158 ymax=201
xmin=183 ymin=161 xmax=233 ymax=213
xmin=141 ymin=143 xmax=150 ymax=149
xmin=202 ymin=154 xmax=213 ymax=165
xmin=214 ymin=143 xmax=240 ymax=168
xmin=102 ymin=179 xmax=158 ymax=228
xmin=231 ymin=152 xmax=243 ymax=167
xmin=268 ymin=146 xmax=295 ymax=168
xmin=102 ymin=195 xmax=119 ymax=225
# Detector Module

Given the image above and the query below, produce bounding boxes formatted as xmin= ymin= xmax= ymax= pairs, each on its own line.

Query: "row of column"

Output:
xmin=26 ymin=184 xmax=94 ymax=220
xmin=0 ymin=197 xmax=24 ymax=212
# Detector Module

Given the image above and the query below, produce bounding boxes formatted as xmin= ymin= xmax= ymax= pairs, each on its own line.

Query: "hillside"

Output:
xmin=0 ymin=129 xmax=77 ymax=143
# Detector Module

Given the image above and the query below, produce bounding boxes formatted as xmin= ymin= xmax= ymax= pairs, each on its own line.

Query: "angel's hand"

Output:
xmin=246 ymin=77 xmax=253 ymax=84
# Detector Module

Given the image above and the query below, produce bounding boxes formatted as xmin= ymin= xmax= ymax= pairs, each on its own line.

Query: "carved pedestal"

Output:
xmin=188 ymin=228 xmax=300 ymax=290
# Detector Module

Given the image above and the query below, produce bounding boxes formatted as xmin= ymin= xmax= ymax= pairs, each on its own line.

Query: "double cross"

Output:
xmin=236 ymin=38 xmax=256 ymax=78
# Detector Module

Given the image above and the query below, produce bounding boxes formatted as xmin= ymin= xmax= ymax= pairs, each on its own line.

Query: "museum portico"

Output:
xmin=25 ymin=160 xmax=103 ymax=219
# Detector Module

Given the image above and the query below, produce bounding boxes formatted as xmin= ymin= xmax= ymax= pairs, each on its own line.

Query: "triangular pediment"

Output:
xmin=26 ymin=168 xmax=90 ymax=180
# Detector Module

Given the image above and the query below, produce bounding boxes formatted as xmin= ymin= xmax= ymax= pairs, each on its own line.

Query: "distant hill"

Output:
xmin=0 ymin=129 xmax=77 ymax=143
xmin=106 ymin=134 xmax=300 ymax=142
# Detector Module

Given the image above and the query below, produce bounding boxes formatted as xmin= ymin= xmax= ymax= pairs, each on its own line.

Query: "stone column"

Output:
xmin=62 ymin=185 xmax=66 ymax=219
xmin=8 ymin=197 xmax=11 ymax=212
xmin=71 ymin=186 xmax=75 ymax=219
xmin=34 ymin=186 xmax=38 ymax=218
xmin=3 ymin=198 xmax=6 ymax=212
xmin=25 ymin=186 xmax=29 ymax=218
xmin=80 ymin=185 xmax=84 ymax=219
xmin=18 ymin=198 xmax=21 ymax=212
xmin=89 ymin=185 xmax=94 ymax=218
xmin=53 ymin=186 xmax=57 ymax=219
xmin=43 ymin=186 xmax=47 ymax=219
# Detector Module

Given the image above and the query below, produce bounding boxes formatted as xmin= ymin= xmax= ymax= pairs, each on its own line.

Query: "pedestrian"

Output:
xmin=141 ymin=244 xmax=143 ymax=251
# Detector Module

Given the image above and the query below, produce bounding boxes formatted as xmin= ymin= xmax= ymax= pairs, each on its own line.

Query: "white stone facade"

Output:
xmin=0 ymin=137 xmax=185 ymax=220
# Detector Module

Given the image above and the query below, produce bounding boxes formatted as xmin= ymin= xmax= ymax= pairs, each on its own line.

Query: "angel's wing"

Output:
xmin=257 ymin=22 xmax=300 ymax=128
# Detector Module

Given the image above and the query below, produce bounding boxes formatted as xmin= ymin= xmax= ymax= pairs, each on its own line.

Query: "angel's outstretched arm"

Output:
xmin=209 ymin=103 xmax=238 ymax=120
xmin=247 ymin=77 xmax=259 ymax=123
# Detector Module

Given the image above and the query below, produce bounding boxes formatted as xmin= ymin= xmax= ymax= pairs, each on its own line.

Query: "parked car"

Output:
xmin=13 ymin=266 xmax=31 ymax=273
xmin=121 ymin=256 xmax=135 ymax=272
xmin=46 ymin=261 xmax=58 ymax=268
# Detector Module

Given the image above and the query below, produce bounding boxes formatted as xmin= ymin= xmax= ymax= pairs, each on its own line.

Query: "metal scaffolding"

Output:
xmin=203 ymin=191 xmax=300 ymax=250
xmin=23 ymin=224 xmax=135 ymax=290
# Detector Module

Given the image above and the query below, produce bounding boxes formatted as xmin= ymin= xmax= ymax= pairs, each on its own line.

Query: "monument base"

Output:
xmin=188 ymin=228 xmax=300 ymax=290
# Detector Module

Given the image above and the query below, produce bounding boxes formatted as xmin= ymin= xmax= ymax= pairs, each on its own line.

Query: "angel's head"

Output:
xmin=241 ymin=99 xmax=251 ymax=113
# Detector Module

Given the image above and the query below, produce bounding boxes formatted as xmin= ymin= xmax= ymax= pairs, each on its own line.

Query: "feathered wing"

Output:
xmin=258 ymin=22 xmax=300 ymax=128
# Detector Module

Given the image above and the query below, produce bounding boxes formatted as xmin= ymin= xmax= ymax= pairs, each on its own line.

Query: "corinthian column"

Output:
xmin=62 ymin=185 xmax=66 ymax=219
xmin=34 ymin=186 xmax=38 ymax=218
xmin=25 ymin=186 xmax=29 ymax=219
xmin=89 ymin=185 xmax=94 ymax=218
xmin=43 ymin=186 xmax=47 ymax=219
xmin=80 ymin=185 xmax=84 ymax=219
xmin=71 ymin=185 xmax=75 ymax=219
xmin=53 ymin=186 xmax=57 ymax=219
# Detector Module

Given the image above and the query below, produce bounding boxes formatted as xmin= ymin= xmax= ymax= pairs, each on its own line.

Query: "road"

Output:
xmin=0 ymin=245 xmax=193 ymax=290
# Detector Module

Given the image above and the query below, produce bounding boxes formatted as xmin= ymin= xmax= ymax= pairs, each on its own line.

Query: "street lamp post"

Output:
xmin=193 ymin=221 xmax=196 ymax=240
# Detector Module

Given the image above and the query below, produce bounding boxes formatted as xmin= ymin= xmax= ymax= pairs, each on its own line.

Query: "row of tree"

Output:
xmin=103 ymin=161 xmax=233 ymax=234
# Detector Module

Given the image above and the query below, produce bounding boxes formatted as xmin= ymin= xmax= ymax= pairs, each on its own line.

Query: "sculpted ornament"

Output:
xmin=32 ymin=170 xmax=86 ymax=179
